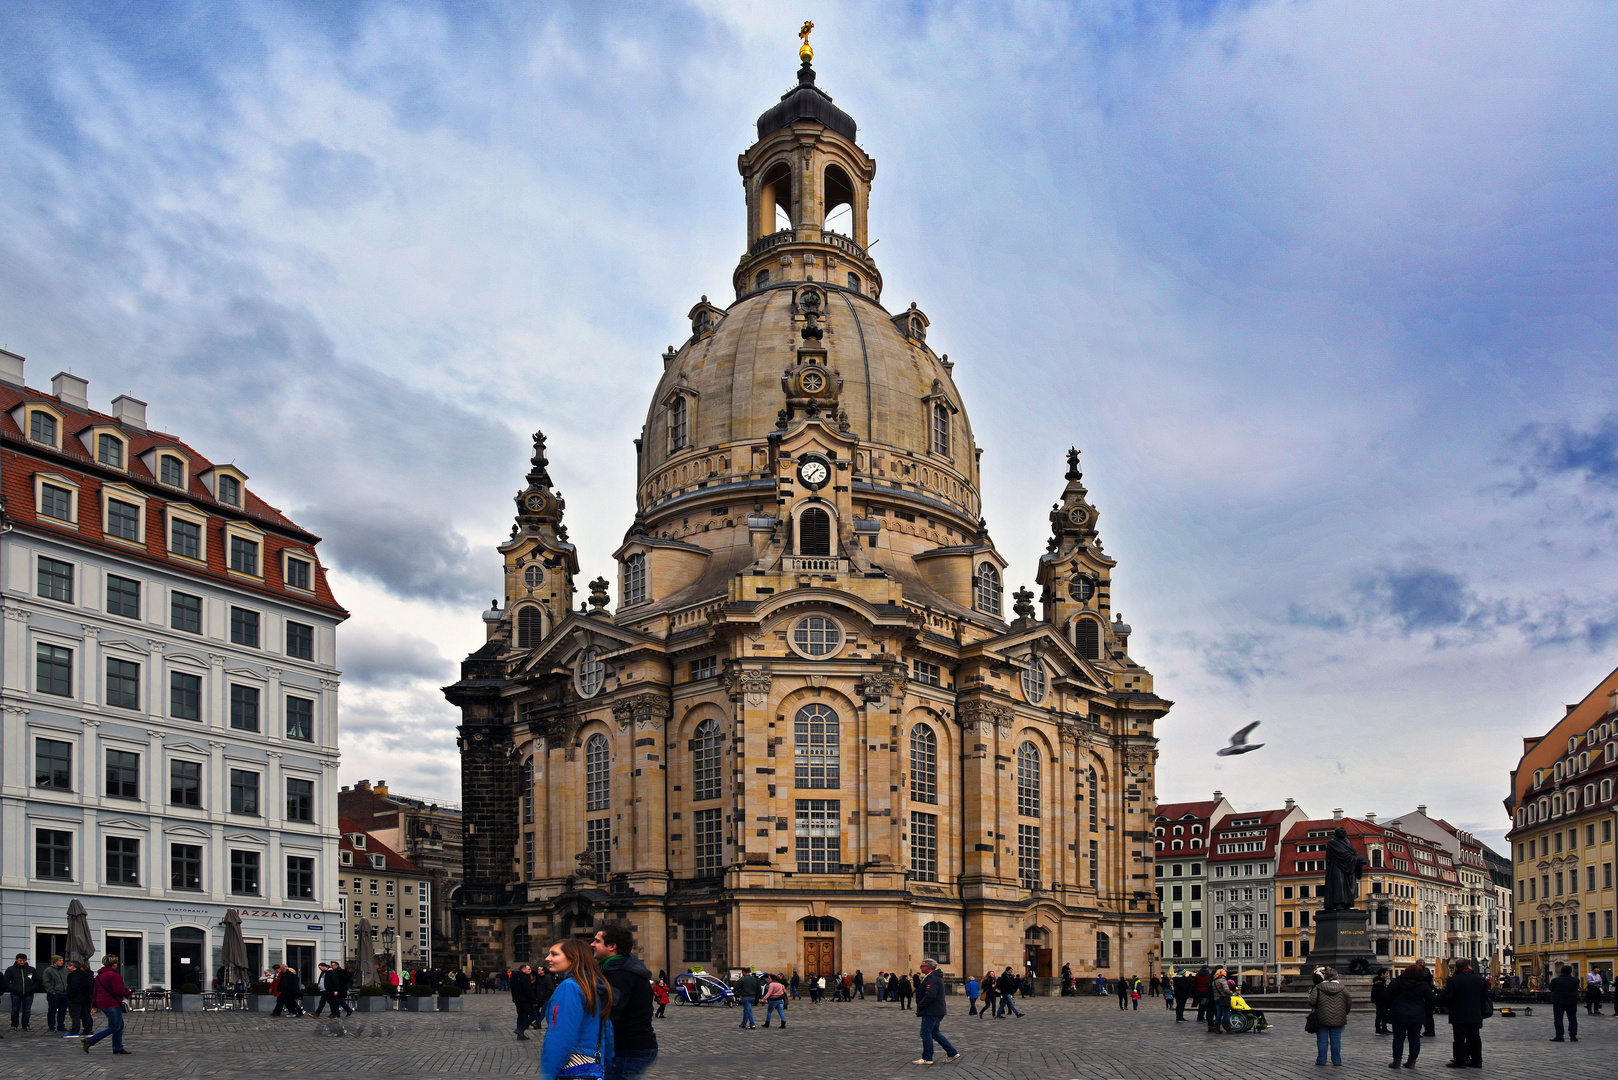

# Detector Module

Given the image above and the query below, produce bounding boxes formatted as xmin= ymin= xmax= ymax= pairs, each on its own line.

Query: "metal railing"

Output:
xmin=746 ymin=228 xmax=870 ymax=262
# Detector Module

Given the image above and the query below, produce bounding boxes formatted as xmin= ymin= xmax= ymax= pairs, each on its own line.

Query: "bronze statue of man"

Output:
xmin=1322 ymin=826 xmax=1368 ymax=911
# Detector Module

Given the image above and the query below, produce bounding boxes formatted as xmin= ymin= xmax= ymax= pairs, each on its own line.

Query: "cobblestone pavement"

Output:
xmin=0 ymin=993 xmax=1611 ymax=1079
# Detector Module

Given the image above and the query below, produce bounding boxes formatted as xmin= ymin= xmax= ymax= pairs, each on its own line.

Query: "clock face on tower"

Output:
xmin=796 ymin=456 xmax=831 ymax=489
xmin=525 ymin=493 xmax=548 ymax=513
xmin=800 ymin=369 xmax=825 ymax=394
xmin=1067 ymin=506 xmax=1088 ymax=525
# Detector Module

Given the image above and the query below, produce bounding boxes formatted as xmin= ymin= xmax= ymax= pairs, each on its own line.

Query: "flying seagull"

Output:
xmin=1217 ymin=721 xmax=1264 ymax=757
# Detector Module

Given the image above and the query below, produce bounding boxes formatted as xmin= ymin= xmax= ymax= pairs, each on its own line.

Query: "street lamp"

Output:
xmin=381 ymin=927 xmax=397 ymax=979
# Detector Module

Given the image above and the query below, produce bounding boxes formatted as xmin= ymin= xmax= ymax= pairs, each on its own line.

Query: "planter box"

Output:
xmin=356 ymin=995 xmax=391 ymax=1012
xmin=404 ymin=996 xmax=436 ymax=1012
xmin=303 ymin=995 xmax=322 ymax=1014
xmin=172 ymin=994 xmax=203 ymax=1012
xmin=437 ymin=996 xmax=463 ymax=1012
xmin=247 ymin=995 xmax=275 ymax=1013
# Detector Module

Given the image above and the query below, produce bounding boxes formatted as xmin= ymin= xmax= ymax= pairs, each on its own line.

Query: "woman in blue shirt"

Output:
xmin=539 ymin=939 xmax=614 ymax=1080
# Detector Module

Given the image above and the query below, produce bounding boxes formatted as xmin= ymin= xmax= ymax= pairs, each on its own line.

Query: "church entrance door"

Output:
xmin=804 ymin=937 xmax=836 ymax=979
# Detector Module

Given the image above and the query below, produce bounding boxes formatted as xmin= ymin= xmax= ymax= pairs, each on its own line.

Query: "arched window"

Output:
xmin=669 ymin=397 xmax=688 ymax=451
xmin=760 ymin=160 xmax=792 ymax=234
xmin=1191 ymin=838 xmax=1203 ymax=849
xmin=824 ymin=163 xmax=855 ymax=235
xmin=1016 ymin=741 xmax=1040 ymax=817
xmin=794 ymin=704 xmax=840 ymax=789
xmin=922 ymin=921 xmax=950 ymax=964
xmin=910 ymin=724 xmax=937 ymax=804
xmin=623 ymin=553 xmax=647 ymax=607
xmin=1172 ymin=840 xmax=1182 ymax=851
xmin=847 ymin=272 xmax=861 ymax=291
xmin=1021 ymin=657 xmax=1046 ymax=704
xmin=521 ymin=758 xmax=534 ymax=824
xmin=585 ymin=734 xmax=610 ymax=811
xmin=932 ymin=402 xmax=950 ymax=456
xmin=159 ymin=454 xmax=185 ymax=486
xmin=1094 ymin=931 xmax=1110 ymax=969
xmin=1155 ymin=841 xmax=1164 ymax=852
xmin=517 ymin=607 xmax=543 ymax=649
xmin=1075 ymin=618 xmax=1101 ymax=660
xmin=755 ymin=269 xmax=770 ymax=289
xmin=798 ymin=507 xmax=831 ymax=556
xmin=973 ymin=564 xmax=1002 ymax=616
xmin=692 ymin=718 xmax=722 ymax=802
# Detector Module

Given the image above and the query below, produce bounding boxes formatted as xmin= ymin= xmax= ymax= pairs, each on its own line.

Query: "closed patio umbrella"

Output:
xmin=66 ymin=900 xmax=94 ymax=964
xmin=355 ymin=918 xmax=379 ymax=987
xmin=221 ymin=909 xmax=250 ymax=986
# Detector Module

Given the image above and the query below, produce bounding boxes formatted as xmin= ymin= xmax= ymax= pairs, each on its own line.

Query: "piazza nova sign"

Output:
xmin=161 ymin=903 xmax=340 ymax=930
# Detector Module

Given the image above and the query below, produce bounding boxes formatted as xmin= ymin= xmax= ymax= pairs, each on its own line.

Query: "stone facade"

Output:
xmin=446 ymin=52 xmax=1171 ymax=985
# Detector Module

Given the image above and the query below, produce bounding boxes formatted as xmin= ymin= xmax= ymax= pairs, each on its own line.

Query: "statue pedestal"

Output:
xmin=1308 ymin=909 xmax=1376 ymax=976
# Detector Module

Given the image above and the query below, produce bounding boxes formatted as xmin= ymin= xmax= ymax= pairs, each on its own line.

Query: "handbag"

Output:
xmin=1304 ymin=1008 xmax=1320 ymax=1034
xmin=1480 ymin=992 xmax=1494 ymax=1019
xmin=557 ymin=1004 xmax=606 ymax=1079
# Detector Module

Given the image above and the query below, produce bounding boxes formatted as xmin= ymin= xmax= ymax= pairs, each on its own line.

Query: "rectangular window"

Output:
xmin=40 ymin=483 xmax=74 ymax=521
xmin=171 ymin=591 xmax=203 ymax=634
xmin=1089 ymin=839 xmax=1099 ymax=889
xmin=36 ymin=829 xmax=72 ymax=880
xmin=36 ymin=643 xmax=72 ymax=697
xmin=105 ymin=836 xmax=139 ymax=885
xmin=1017 ymin=823 xmax=1041 ymax=888
xmin=229 ymin=769 xmax=259 ymax=815
xmin=285 ymin=557 xmax=311 ymax=591
xmin=690 ymin=656 xmax=717 ymax=681
xmin=230 ymin=850 xmax=260 ymax=895
xmin=795 ymin=799 xmax=841 ymax=873
xmin=171 ymin=517 xmax=201 ymax=559
xmin=287 ymin=856 xmax=315 ymax=899
xmin=35 ymin=737 xmax=73 ymax=790
xmin=683 ymin=919 xmax=713 ymax=964
xmin=286 ymin=696 xmax=314 ymax=742
xmin=911 ymin=811 xmax=938 ymax=882
xmin=37 ymin=556 xmax=73 ymax=602
xmin=170 ymin=671 xmax=202 ymax=720
xmin=105 ymin=658 xmax=140 ymax=710
xmin=229 ymin=535 xmax=258 ymax=575
xmin=694 ymin=807 xmax=724 ymax=876
xmin=106 ymin=574 xmax=141 ymax=618
xmin=230 ymin=684 xmax=260 ymax=731
xmin=794 ymin=706 xmax=840 ymax=789
xmin=106 ymin=498 xmax=141 ymax=541
xmin=1172 ymin=885 xmax=1183 ymax=901
xmin=171 ymin=843 xmax=202 ymax=890
xmin=523 ymin=833 xmax=534 ymax=880
xmin=170 ymin=760 xmax=202 ymax=807
xmin=105 ymin=749 xmax=139 ymax=799
xmin=30 ymin=411 xmax=56 ymax=444
xmin=1191 ymin=884 xmax=1202 ymax=900
xmin=586 ymin=817 xmax=611 ymax=877
xmin=911 ymin=659 xmax=940 ymax=686
xmin=286 ymin=777 xmax=314 ymax=822
xmin=286 ymin=621 xmax=313 ymax=660
xmin=230 ymin=607 xmax=259 ymax=647
xmin=1192 ymin=910 xmax=1203 ymax=928
xmin=98 ymin=433 xmax=123 ymax=467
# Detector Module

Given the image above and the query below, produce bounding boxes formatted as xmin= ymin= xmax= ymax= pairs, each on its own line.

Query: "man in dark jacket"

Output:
xmin=1194 ymin=966 xmax=1212 ymax=1025
xmin=1438 ymin=957 xmax=1489 ymax=1068
xmin=5 ymin=954 xmax=39 ymax=1030
xmin=1172 ymin=971 xmax=1191 ymax=1022
xmin=509 ymin=963 xmax=539 ymax=1039
xmin=911 ymin=959 xmax=960 ymax=1065
xmin=1370 ymin=970 xmax=1389 ymax=1035
xmin=1548 ymin=964 xmax=1581 ymax=1042
xmin=65 ymin=961 xmax=95 ymax=1037
xmin=997 ymin=968 xmax=1023 ymax=1017
xmin=1384 ymin=963 xmax=1435 ymax=1067
xmin=593 ymin=926 xmax=658 ymax=1079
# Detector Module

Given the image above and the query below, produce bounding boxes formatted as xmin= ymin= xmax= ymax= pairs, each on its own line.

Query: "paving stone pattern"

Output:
xmin=0 ymin=993 xmax=1610 ymax=1079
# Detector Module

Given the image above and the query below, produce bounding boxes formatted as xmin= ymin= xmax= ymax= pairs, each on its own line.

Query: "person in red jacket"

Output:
xmin=82 ymin=955 xmax=132 ymax=1055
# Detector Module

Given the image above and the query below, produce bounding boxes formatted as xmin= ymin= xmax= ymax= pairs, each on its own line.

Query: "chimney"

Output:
xmin=355 ymin=779 xmax=371 ymax=791
xmin=1213 ymin=790 xmax=1223 ymax=802
xmin=0 ymin=348 xmax=23 ymax=389
xmin=375 ymin=780 xmax=389 ymax=795
xmin=1417 ymin=804 xmax=1427 ymax=816
xmin=110 ymin=394 xmax=147 ymax=432
xmin=1333 ymin=807 xmax=1344 ymax=820
xmin=1566 ymin=703 xmax=1578 ymax=714
xmin=1365 ymin=812 xmax=1378 ymax=825
xmin=51 ymin=371 xmax=88 ymax=410
xmin=1284 ymin=798 xmax=1296 ymax=811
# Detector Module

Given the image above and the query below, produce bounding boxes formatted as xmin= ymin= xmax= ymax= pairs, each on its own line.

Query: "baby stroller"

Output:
xmin=1225 ymin=992 xmax=1268 ymax=1033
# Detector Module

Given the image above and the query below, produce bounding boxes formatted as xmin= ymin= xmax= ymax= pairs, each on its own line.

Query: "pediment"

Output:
xmin=98 ymin=817 xmax=149 ymax=832
xmin=166 ymin=741 xmax=209 ymax=756
xmin=162 ymin=824 xmax=210 ymax=839
xmin=100 ymin=637 xmax=150 ymax=656
xmin=519 ymin=613 xmax=659 ymax=675
xmin=974 ymin=624 xmax=1103 ymax=688
xmin=225 ymin=832 xmax=267 ymax=845
xmin=166 ymin=651 xmax=210 ymax=670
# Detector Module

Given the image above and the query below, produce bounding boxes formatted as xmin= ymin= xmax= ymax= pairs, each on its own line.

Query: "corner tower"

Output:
xmin=448 ymin=29 xmax=1170 ymax=987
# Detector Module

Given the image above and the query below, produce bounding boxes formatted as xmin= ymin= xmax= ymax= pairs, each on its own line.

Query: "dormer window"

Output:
xmin=370 ymin=853 xmax=385 ymax=869
xmin=340 ymin=851 xmax=353 ymax=866
xmin=97 ymin=433 xmax=124 ymax=468
xmin=284 ymin=553 xmax=313 ymax=592
xmin=218 ymin=474 xmax=241 ymax=507
xmin=29 ymin=410 xmax=57 ymax=447
xmin=160 ymin=454 xmax=185 ymax=487
xmin=669 ymin=396 xmax=688 ymax=452
xmin=350 ymin=833 xmax=366 ymax=849
xmin=973 ymin=563 xmax=1002 ymax=615
xmin=623 ymin=552 xmax=647 ymax=606
xmin=932 ymin=402 xmax=950 ymax=456
xmin=231 ymin=536 xmax=258 ymax=575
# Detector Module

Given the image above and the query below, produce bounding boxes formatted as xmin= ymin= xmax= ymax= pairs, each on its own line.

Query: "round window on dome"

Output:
xmin=1021 ymin=658 xmax=1047 ymax=704
xmin=790 ymin=615 xmax=843 ymax=659
xmin=576 ymin=647 xmax=605 ymax=698
xmin=523 ymin=565 xmax=543 ymax=589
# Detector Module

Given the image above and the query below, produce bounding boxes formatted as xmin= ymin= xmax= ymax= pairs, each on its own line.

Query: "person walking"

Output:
xmin=1162 ymin=973 xmax=1175 ymax=1011
xmin=897 ymin=971 xmax=914 ymax=1011
xmin=275 ymin=964 xmax=305 ymax=1016
xmin=1586 ymin=968 xmax=1604 ymax=1016
xmin=1549 ymin=964 xmax=1581 ymax=1042
xmin=789 ymin=972 xmax=800 ymax=1000
xmin=965 ymin=974 xmax=980 ymax=1016
xmin=335 ymin=962 xmax=355 ymax=1016
xmin=1209 ymin=967 xmax=1234 ymax=1034
xmin=64 ymin=961 xmax=94 ymax=1037
xmin=312 ymin=963 xmax=340 ymax=1017
xmin=1384 ymin=962 xmax=1435 ymax=1069
xmin=1438 ymin=957 xmax=1488 ymax=1069
xmin=1371 ymin=969 xmax=1390 ymax=1036
xmin=1173 ymin=970 xmax=1191 ymax=1022
xmin=735 ymin=967 xmax=762 ymax=1029
xmin=1194 ymin=966 xmax=1212 ymax=1026
xmin=1130 ymin=976 xmax=1141 ymax=1010
xmin=511 ymin=962 xmax=541 ymax=1040
xmin=762 ymin=974 xmax=787 ymax=1028
xmin=593 ymin=926 xmax=657 ymax=1079
xmin=911 ymin=959 xmax=960 ymax=1066
xmin=1307 ymin=967 xmax=1352 ymax=1068
xmin=5 ymin=953 xmax=38 ymax=1031
xmin=41 ymin=955 xmax=67 ymax=1033
xmin=539 ymin=940 xmax=614 ymax=1080
xmin=853 ymin=970 xmax=865 ymax=1000
xmin=996 ymin=968 xmax=1023 ymax=1018
xmin=1095 ymin=973 xmax=1108 ymax=996
xmin=978 ymin=972 xmax=997 ymax=1019
xmin=1116 ymin=975 xmax=1129 ymax=1011
xmin=652 ymin=978 xmax=669 ymax=1019
xmin=82 ymin=955 xmax=132 ymax=1055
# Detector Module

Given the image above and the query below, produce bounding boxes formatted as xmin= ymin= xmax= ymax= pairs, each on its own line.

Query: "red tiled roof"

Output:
xmin=338 ymin=817 xmax=427 ymax=876
xmin=0 ymin=383 xmax=346 ymax=617
xmin=1155 ymin=800 xmax=1217 ymax=821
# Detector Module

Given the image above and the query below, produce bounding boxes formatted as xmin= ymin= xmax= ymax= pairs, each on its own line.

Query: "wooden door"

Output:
xmin=804 ymin=938 xmax=835 ymax=978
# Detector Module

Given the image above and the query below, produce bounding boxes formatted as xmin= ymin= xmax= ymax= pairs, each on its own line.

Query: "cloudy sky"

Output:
xmin=3 ymin=1 xmax=1616 ymax=851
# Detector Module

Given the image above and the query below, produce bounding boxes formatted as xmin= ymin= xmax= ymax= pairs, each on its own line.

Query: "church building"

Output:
xmin=447 ymin=37 xmax=1171 ymax=984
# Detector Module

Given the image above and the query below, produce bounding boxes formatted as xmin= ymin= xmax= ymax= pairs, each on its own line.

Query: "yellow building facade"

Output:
xmin=447 ymin=44 xmax=1170 ymax=984
xmin=1505 ymin=666 xmax=1618 ymax=986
